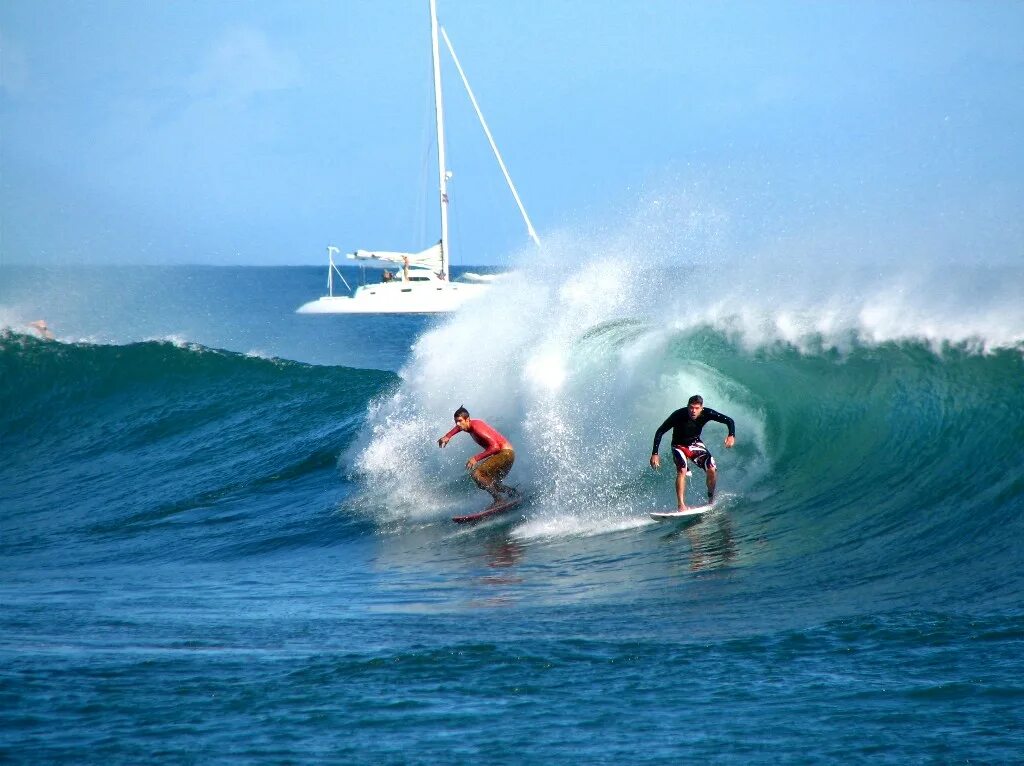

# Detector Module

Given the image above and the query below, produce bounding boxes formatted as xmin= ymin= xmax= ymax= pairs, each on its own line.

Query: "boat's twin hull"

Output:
xmin=296 ymin=281 xmax=488 ymax=314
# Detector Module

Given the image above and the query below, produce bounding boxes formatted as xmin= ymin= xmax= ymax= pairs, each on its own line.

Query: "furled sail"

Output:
xmin=347 ymin=243 xmax=443 ymax=273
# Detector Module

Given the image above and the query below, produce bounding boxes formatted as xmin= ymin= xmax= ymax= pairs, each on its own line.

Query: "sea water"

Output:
xmin=2 ymin=241 xmax=1023 ymax=762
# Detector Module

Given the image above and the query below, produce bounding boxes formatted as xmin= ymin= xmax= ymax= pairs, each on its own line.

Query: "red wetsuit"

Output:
xmin=443 ymin=419 xmax=512 ymax=463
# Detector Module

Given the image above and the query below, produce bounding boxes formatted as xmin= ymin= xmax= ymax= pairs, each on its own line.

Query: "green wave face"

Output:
xmin=0 ymin=333 xmax=396 ymax=562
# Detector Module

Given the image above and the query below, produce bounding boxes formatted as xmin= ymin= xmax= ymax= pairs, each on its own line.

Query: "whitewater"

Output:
xmin=2 ymin=214 xmax=1023 ymax=762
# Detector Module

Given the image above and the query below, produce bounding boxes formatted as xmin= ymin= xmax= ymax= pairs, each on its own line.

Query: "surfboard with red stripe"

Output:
xmin=452 ymin=496 xmax=524 ymax=524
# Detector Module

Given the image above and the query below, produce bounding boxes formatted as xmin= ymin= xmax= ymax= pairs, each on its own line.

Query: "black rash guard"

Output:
xmin=652 ymin=407 xmax=736 ymax=455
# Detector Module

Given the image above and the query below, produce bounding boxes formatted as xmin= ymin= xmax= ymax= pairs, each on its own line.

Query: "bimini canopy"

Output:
xmin=347 ymin=242 xmax=442 ymax=273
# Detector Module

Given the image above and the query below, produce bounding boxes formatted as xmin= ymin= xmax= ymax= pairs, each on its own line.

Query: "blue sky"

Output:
xmin=2 ymin=1 xmax=1022 ymax=266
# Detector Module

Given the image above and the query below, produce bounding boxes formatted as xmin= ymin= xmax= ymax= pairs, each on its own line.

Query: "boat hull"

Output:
xmin=296 ymin=281 xmax=488 ymax=314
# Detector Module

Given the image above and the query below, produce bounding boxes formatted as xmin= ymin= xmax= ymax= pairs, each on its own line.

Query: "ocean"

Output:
xmin=2 ymin=254 xmax=1023 ymax=764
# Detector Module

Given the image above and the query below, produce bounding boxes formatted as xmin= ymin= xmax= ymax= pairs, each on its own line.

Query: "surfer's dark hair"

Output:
xmin=688 ymin=395 xmax=704 ymax=406
xmin=454 ymin=406 xmax=470 ymax=420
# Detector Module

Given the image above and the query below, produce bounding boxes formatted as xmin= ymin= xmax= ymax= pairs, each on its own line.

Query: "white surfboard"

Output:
xmin=650 ymin=504 xmax=713 ymax=521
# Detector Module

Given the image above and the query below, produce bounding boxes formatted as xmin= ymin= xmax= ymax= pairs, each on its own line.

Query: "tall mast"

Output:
xmin=429 ymin=0 xmax=450 ymax=280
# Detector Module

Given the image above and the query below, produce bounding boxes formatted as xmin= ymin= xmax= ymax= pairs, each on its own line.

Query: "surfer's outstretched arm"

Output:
xmin=438 ymin=424 xmax=459 ymax=448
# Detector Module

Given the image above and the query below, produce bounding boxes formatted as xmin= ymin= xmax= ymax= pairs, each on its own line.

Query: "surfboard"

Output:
xmin=452 ymin=496 xmax=524 ymax=524
xmin=650 ymin=504 xmax=712 ymax=521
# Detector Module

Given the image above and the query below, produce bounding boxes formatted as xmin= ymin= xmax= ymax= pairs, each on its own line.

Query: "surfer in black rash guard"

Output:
xmin=650 ymin=394 xmax=736 ymax=510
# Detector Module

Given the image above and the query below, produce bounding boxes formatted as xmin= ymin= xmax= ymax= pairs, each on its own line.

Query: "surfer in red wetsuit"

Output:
xmin=438 ymin=406 xmax=518 ymax=507
xmin=651 ymin=394 xmax=736 ymax=510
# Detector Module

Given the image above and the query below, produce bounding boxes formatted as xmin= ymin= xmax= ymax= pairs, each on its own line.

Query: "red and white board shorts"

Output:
xmin=672 ymin=441 xmax=716 ymax=473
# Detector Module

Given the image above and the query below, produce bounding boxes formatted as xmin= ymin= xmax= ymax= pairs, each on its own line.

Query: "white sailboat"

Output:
xmin=296 ymin=0 xmax=539 ymax=315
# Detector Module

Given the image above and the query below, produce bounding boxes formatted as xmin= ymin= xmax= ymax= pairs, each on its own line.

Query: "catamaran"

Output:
xmin=296 ymin=0 xmax=539 ymax=315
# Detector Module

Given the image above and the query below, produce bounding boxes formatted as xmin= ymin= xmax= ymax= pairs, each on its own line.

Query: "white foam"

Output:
xmin=513 ymin=512 xmax=653 ymax=542
xmin=142 ymin=333 xmax=194 ymax=348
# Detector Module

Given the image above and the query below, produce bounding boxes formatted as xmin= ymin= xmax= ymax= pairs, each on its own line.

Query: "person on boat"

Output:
xmin=382 ymin=270 xmax=394 ymax=283
xmin=438 ymin=406 xmax=518 ymax=507
xmin=27 ymin=319 xmax=54 ymax=340
xmin=402 ymin=255 xmax=410 ymax=282
xmin=650 ymin=394 xmax=735 ymax=509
